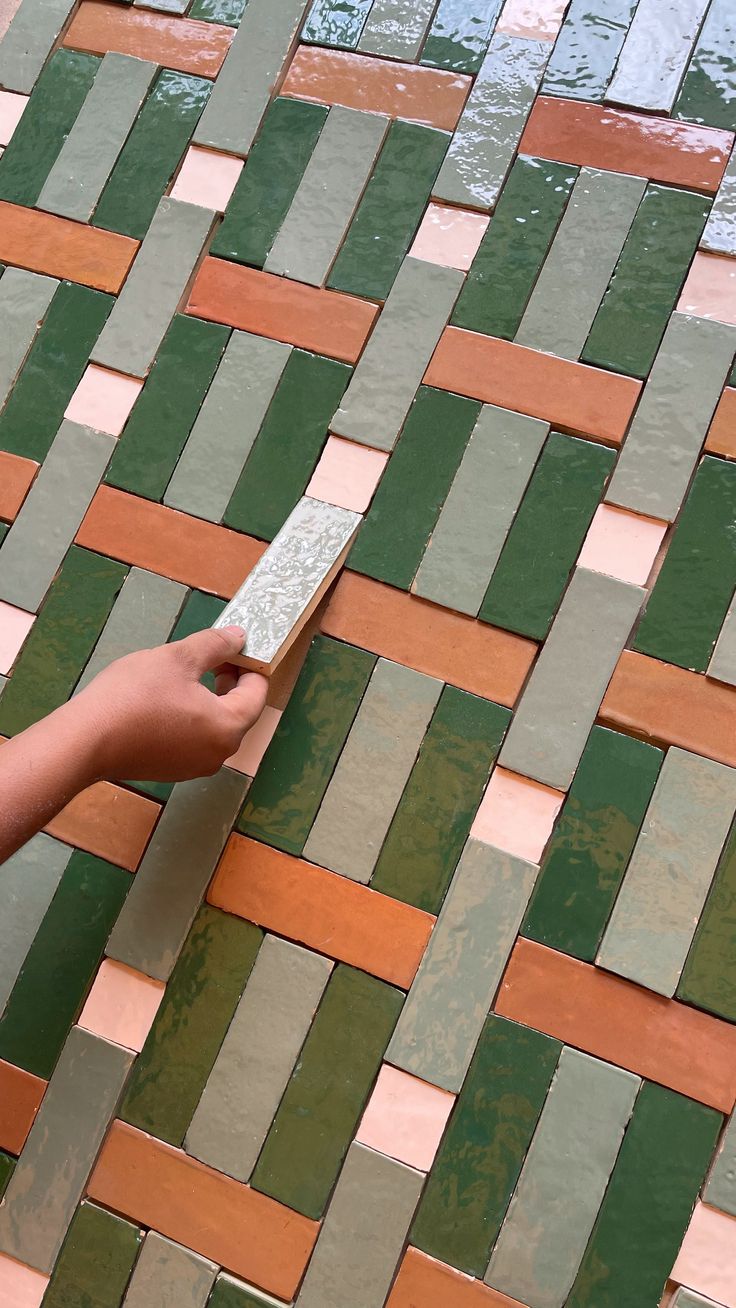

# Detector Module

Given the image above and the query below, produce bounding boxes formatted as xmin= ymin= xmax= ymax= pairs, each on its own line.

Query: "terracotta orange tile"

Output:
xmin=496 ymin=0 xmax=567 ymax=40
xmin=0 ymin=1255 xmax=48 ymax=1308
xmin=65 ymin=365 xmax=143 ymax=436
xmin=225 ymin=705 xmax=282 ymax=776
xmin=170 ymin=145 xmax=244 ymax=211
xmin=706 ymin=386 xmax=736 ymax=459
xmin=78 ymin=960 xmax=165 ymax=1052
xmin=75 ymin=484 xmax=266 ymax=598
xmin=671 ymin=1203 xmax=736 ymax=1307
xmin=520 ymin=97 xmax=732 ymax=194
xmin=0 ymin=1059 xmax=45 ymax=1155
xmin=281 ymin=45 xmax=471 ymax=133
xmin=64 ymin=1 xmax=233 ymax=78
xmin=677 ymin=250 xmax=736 ymax=327
xmin=306 ymin=435 xmax=388 ymax=512
xmin=600 ymin=650 xmax=736 ymax=769
xmin=495 ymin=937 xmax=736 ymax=1112
xmin=409 ymin=203 xmax=490 ymax=271
xmin=578 ymin=504 xmax=667 ymax=585
xmin=356 ymin=1066 xmax=455 ymax=1172
xmin=323 ymin=571 xmax=536 ymax=707
xmin=0 ymin=451 xmax=37 ymax=522
xmin=0 ymin=201 xmax=137 ymax=293
xmin=88 ymin=1119 xmax=318 ymax=1299
xmin=470 ymin=767 xmax=565 ymax=863
xmin=424 ymin=328 xmax=641 ymax=445
xmin=187 ymin=257 xmax=378 ymax=365
xmin=387 ymin=1247 xmax=528 ymax=1308
xmin=45 ymin=779 xmax=160 ymax=873
xmin=208 ymin=834 xmax=435 ymax=990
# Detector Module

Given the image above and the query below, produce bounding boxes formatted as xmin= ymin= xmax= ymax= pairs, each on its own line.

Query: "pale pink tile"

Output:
xmin=306 ymin=435 xmax=388 ymax=513
xmin=471 ymin=766 xmax=565 ymax=863
xmin=579 ymin=504 xmax=668 ymax=586
xmin=78 ymin=960 xmax=164 ymax=1053
xmin=0 ymin=602 xmax=34 ymax=675
xmin=410 ymin=203 xmax=490 ymax=271
xmin=671 ymin=1203 xmax=736 ymax=1307
xmin=677 ymin=251 xmax=736 ymax=328
xmin=0 ymin=1255 xmax=49 ymax=1308
xmin=226 ymin=704 xmax=282 ymax=776
xmin=0 ymin=90 xmax=27 ymax=147
xmin=64 ymin=365 xmax=143 ymax=437
xmin=170 ymin=146 xmax=244 ymax=212
xmin=496 ymin=0 xmax=568 ymax=39
xmin=356 ymin=1064 xmax=455 ymax=1172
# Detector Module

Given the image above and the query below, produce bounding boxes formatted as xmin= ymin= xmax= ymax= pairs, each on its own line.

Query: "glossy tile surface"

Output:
xmin=607 ymin=0 xmax=709 ymax=113
xmin=170 ymin=145 xmax=243 ymax=211
xmin=64 ymin=364 xmax=143 ymax=438
xmin=78 ymin=960 xmax=165 ymax=1053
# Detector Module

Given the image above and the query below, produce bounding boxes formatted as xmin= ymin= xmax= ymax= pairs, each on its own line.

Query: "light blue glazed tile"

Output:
xmin=542 ymin=0 xmax=637 ymax=102
xmin=702 ymin=145 xmax=736 ymax=256
xmin=606 ymin=0 xmax=710 ymax=113
xmin=358 ymin=0 xmax=437 ymax=61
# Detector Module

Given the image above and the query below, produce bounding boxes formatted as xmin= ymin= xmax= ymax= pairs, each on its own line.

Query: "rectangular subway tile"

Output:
xmin=710 ymin=595 xmax=736 ymax=686
xmin=208 ymin=1275 xmax=289 ymax=1308
xmin=0 ymin=1059 xmax=45 ymax=1157
xmin=541 ymin=0 xmax=637 ymax=101
xmin=75 ymin=568 xmax=187 ymax=694
xmin=355 ymin=1064 xmax=455 ymax=1173
xmin=421 ymin=0 xmax=503 ymax=74
xmin=606 ymin=0 xmax=710 ymax=113
xmin=0 ymin=50 xmax=98 ymax=208
xmin=0 ymin=834 xmax=71 ymax=1016
xmin=0 ymin=0 xmax=77 ymax=92
xmin=359 ymin=0 xmax=436 ymax=61
xmin=702 ymin=145 xmax=736 ymax=256
xmin=42 ymin=1202 xmax=142 ymax=1308
xmin=303 ymin=0 xmax=373 ymax=48
xmin=63 ymin=2 xmax=234 ymax=79
xmin=674 ymin=0 xmax=735 ymax=132
xmin=678 ymin=250 xmax=736 ymax=327
xmin=43 ymin=780 xmax=159 ymax=873
xmin=671 ymin=1204 xmax=736 ymax=1308
xmin=0 ymin=268 xmax=56 ymax=411
xmin=409 ymin=202 xmax=489 ymax=271
xmin=120 ymin=1231 xmax=217 ymax=1308
xmin=677 ymin=811 xmax=736 ymax=1023
xmin=0 ymin=200 xmax=136 ymax=293
xmin=0 ymin=452 xmax=37 ymax=522
xmin=705 ymin=1109 xmax=736 ymax=1217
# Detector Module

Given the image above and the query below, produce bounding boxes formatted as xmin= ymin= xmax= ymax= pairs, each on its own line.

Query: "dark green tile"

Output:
xmin=0 ymin=547 xmax=127 ymax=738
xmin=348 ymin=386 xmax=481 ymax=589
xmin=0 ymin=853 xmax=130 ymax=1077
xmin=0 ymin=282 xmax=113 ymax=462
xmin=0 ymin=50 xmax=99 ymax=206
xmin=0 ymin=1153 xmax=14 ymax=1199
xmin=121 ymin=905 xmax=262 ymax=1146
xmin=211 ymin=97 xmax=328 ymax=267
xmin=239 ymin=635 xmax=375 ymax=853
xmin=106 ymin=314 xmax=229 ymax=501
xmin=251 ymin=965 xmax=402 ymax=1218
xmin=411 ymin=1015 xmax=561 ymax=1276
xmin=42 ymin=1201 xmax=142 ymax=1308
xmin=328 ymin=120 xmax=449 ymax=302
xmin=634 ymin=456 xmax=736 ymax=671
xmin=421 ymin=0 xmax=502 ymax=73
xmin=675 ymin=0 xmax=736 ymax=131
xmin=208 ymin=1275 xmax=278 ymax=1307
xmin=371 ymin=687 xmax=511 ymax=914
xmin=480 ymin=432 xmax=615 ymax=640
xmin=93 ymin=71 xmax=211 ymax=240
xmin=582 ymin=185 xmax=711 ymax=379
xmin=678 ymin=816 xmax=736 ymax=1022
xmin=453 ymin=156 xmax=577 ymax=339
xmin=541 ymin=0 xmax=637 ymax=101
xmin=224 ymin=349 xmax=351 ymax=542
xmin=567 ymin=1082 xmax=722 ymax=1308
xmin=522 ymin=726 xmax=663 ymax=961
xmin=302 ymin=0 xmax=372 ymax=47
xmin=189 ymin=0 xmax=247 ymax=23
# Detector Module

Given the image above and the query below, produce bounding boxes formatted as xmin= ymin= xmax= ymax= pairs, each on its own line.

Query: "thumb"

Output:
xmin=177 ymin=625 xmax=245 ymax=673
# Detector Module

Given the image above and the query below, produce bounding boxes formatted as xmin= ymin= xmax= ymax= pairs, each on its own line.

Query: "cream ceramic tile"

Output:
xmin=64 ymin=365 xmax=143 ymax=437
xmin=356 ymin=1065 xmax=455 ymax=1172
xmin=0 ymin=89 xmax=26 ymax=145
xmin=0 ymin=601 xmax=34 ymax=675
xmin=410 ymin=203 xmax=491 ymax=271
xmin=578 ymin=504 xmax=668 ymax=585
xmin=78 ymin=959 xmax=165 ymax=1053
xmin=306 ymin=436 xmax=388 ymax=513
xmin=470 ymin=766 xmax=565 ymax=863
xmin=170 ymin=146 xmax=244 ymax=212
xmin=0 ymin=1254 xmax=48 ymax=1308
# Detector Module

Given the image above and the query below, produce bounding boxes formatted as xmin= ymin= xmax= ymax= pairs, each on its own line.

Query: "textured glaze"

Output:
xmin=65 ymin=365 xmax=142 ymax=438
xmin=209 ymin=1274 xmax=288 ymax=1308
xmin=607 ymin=0 xmax=709 ymax=113
xmin=188 ymin=0 xmax=245 ymax=21
xmin=421 ymin=0 xmax=502 ymax=73
xmin=471 ymin=768 xmax=564 ymax=864
xmin=678 ymin=249 xmax=736 ymax=326
xmin=679 ymin=812 xmax=736 ymax=1022
xmin=703 ymin=147 xmax=736 ymax=256
xmin=359 ymin=0 xmax=437 ymax=61
xmin=710 ymin=594 xmax=736 ymax=686
xmin=306 ymin=436 xmax=388 ymax=513
xmin=541 ymin=0 xmax=636 ymax=101
xmin=63 ymin=3 xmax=234 ymax=79
xmin=410 ymin=203 xmax=489 ymax=271
xmin=0 ymin=269 xmax=56 ymax=411
xmin=42 ymin=1202 xmax=142 ymax=1308
xmin=0 ymin=0 xmax=76 ymax=92
xmin=496 ymin=0 xmax=567 ymax=41
xmin=578 ymin=504 xmax=666 ymax=585
xmin=0 ymin=199 xmax=136 ymax=293
xmin=75 ymin=569 xmax=185 ymax=694
xmin=705 ymin=1107 xmax=736 ymax=1216
xmin=303 ymin=0 xmax=373 ymax=49
xmin=79 ymin=961 xmax=165 ymax=1054
xmin=0 ymin=834 xmax=70 ymax=1016
xmin=674 ymin=0 xmax=736 ymax=130
xmin=121 ymin=1231 xmax=217 ymax=1308
xmin=356 ymin=1065 xmax=454 ymax=1172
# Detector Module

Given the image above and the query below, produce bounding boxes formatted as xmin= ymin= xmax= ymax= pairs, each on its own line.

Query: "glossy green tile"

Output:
xmin=106 ymin=314 xmax=229 ymax=501
xmin=0 ymin=547 xmax=127 ymax=738
xmin=452 ymin=155 xmax=577 ymax=339
xmin=211 ymin=97 xmax=328 ymax=267
xmin=348 ymin=386 xmax=481 ymax=589
xmin=634 ymin=456 xmax=736 ymax=671
xmin=327 ymin=120 xmax=449 ymax=302
xmin=567 ymin=1082 xmax=722 ymax=1308
xmin=480 ymin=432 xmax=615 ymax=640
xmin=121 ymin=905 xmax=262 ymax=1146
xmin=411 ymin=1014 xmax=560 ymax=1276
xmin=189 ymin=0 xmax=247 ymax=24
xmin=0 ymin=282 xmax=113 ymax=463
xmin=0 ymin=853 xmax=130 ymax=1077
xmin=302 ymin=0 xmax=372 ymax=46
xmin=0 ymin=1153 xmax=14 ymax=1200
xmin=371 ymin=687 xmax=511 ymax=913
xmin=420 ymin=0 xmax=502 ymax=73
xmin=522 ymin=726 xmax=663 ymax=961
xmin=0 ymin=50 xmax=99 ymax=206
xmin=239 ymin=635 xmax=375 ymax=852
xmin=208 ymin=1274 xmax=284 ymax=1308
xmin=674 ymin=0 xmax=736 ymax=131
xmin=582 ymin=185 xmax=711 ymax=379
xmin=42 ymin=1201 xmax=142 ymax=1308
xmin=223 ymin=349 xmax=351 ymax=542
xmin=93 ymin=71 xmax=211 ymax=240
xmin=541 ymin=0 xmax=637 ymax=101
xmin=251 ymin=965 xmax=402 ymax=1218
xmin=678 ymin=816 xmax=736 ymax=1022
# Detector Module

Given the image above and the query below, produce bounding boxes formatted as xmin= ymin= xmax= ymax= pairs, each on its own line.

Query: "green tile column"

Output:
xmin=675 ymin=0 xmax=736 ymax=130
xmin=0 ymin=50 xmax=99 ymax=206
xmin=42 ymin=1202 xmax=142 ymax=1308
xmin=678 ymin=816 xmax=736 ymax=1022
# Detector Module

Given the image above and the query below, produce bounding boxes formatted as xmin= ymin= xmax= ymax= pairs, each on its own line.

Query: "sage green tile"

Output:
xmin=42 ymin=1202 xmax=142 ymax=1308
xmin=122 ymin=1232 xmax=217 ymax=1308
xmin=359 ymin=0 xmax=437 ymax=61
xmin=452 ymin=155 xmax=577 ymax=339
xmin=480 ymin=432 xmax=615 ymax=640
xmin=251 ymin=965 xmax=403 ymax=1219
xmin=541 ymin=0 xmax=637 ymax=101
xmin=674 ymin=0 xmax=736 ymax=130
xmin=348 ymin=386 xmax=480 ymax=588
xmin=522 ymin=726 xmax=663 ymax=962
xmin=189 ymin=0 xmax=246 ymax=22
xmin=93 ymin=71 xmax=211 ymax=240
xmin=0 ymin=281 xmax=113 ymax=463
xmin=678 ymin=816 xmax=736 ymax=1023
xmin=208 ymin=1274 xmax=285 ymax=1308
xmin=121 ymin=905 xmax=262 ymax=1146
xmin=371 ymin=686 xmax=511 ymax=913
xmin=566 ymin=1082 xmax=722 ymax=1308
xmin=224 ymin=349 xmax=351 ymax=542
xmin=328 ymin=120 xmax=450 ymax=303
xmin=106 ymin=314 xmax=229 ymax=501
xmin=0 ymin=852 xmax=130 ymax=1079
xmin=709 ymin=594 xmax=736 ymax=687
xmin=0 ymin=834 xmax=71 ymax=1017
xmin=239 ymin=635 xmax=375 ymax=853
xmin=303 ymin=0 xmax=372 ymax=47
xmin=211 ymin=97 xmax=328 ymax=268
xmin=0 ymin=269 xmax=57 ymax=411
xmin=671 ymin=1293 xmax=726 ymax=1308
xmin=0 ymin=547 xmax=127 ymax=738
xmin=0 ymin=1154 xmax=14 ymax=1200
xmin=582 ymin=184 xmax=711 ymax=378
xmin=634 ymin=456 xmax=736 ymax=671
xmin=704 ymin=1106 xmax=736 ymax=1216
xmin=75 ymin=568 xmax=186 ymax=694
xmin=0 ymin=0 xmax=78 ymax=94
xmin=421 ymin=0 xmax=502 ymax=73
xmin=0 ymin=50 xmax=98 ymax=206
xmin=606 ymin=0 xmax=709 ymax=113
xmin=411 ymin=1014 xmax=561 ymax=1277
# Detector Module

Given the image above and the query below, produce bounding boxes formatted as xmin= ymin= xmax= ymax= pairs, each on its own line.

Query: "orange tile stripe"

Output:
xmin=187 ymin=257 xmax=380 ymax=362
xmin=88 ymin=1120 xmax=318 ymax=1300
xmin=0 ymin=1059 xmax=46 ymax=1155
xmin=45 ymin=782 xmax=160 ymax=873
xmin=282 ymin=45 xmax=471 ymax=133
xmin=520 ymin=97 xmax=733 ymax=193
xmin=209 ymin=835 xmax=435 ymax=991
xmin=706 ymin=386 xmax=736 ymax=459
xmin=0 ymin=451 xmax=37 ymax=522
xmin=496 ymin=938 xmax=736 ymax=1113
xmin=388 ymin=1247 xmax=528 ymax=1308
xmin=64 ymin=1 xmax=234 ymax=78
xmin=601 ymin=650 xmax=736 ymax=770
xmin=0 ymin=201 xmax=138 ymax=294
xmin=424 ymin=328 xmax=642 ymax=446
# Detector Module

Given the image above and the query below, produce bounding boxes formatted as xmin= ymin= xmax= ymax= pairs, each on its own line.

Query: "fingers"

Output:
xmin=220 ymin=670 xmax=269 ymax=731
xmin=177 ymin=625 xmax=245 ymax=675
xmin=214 ymin=666 xmax=238 ymax=697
